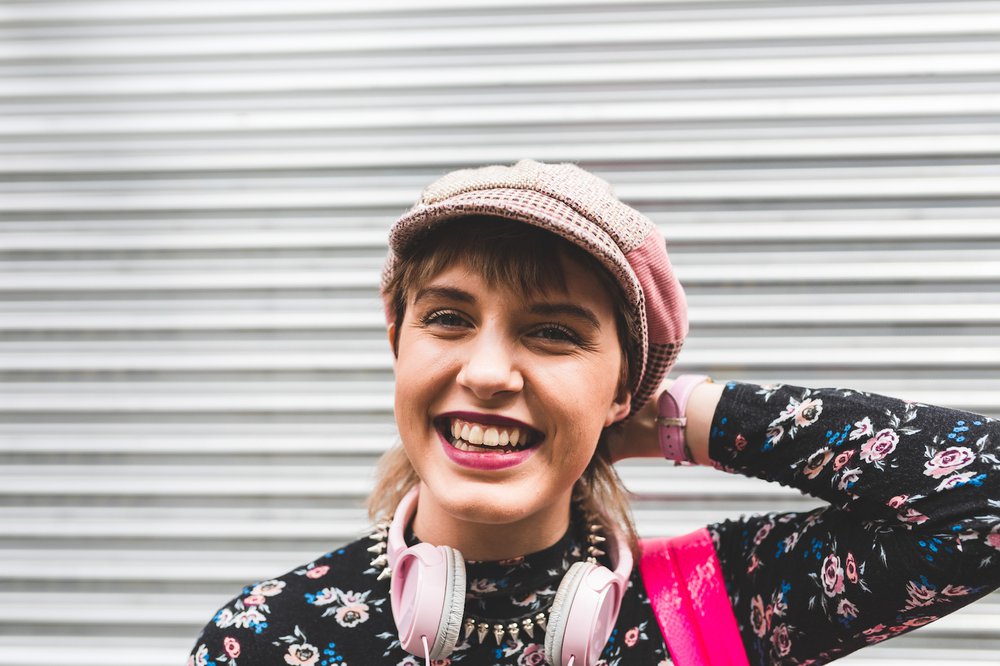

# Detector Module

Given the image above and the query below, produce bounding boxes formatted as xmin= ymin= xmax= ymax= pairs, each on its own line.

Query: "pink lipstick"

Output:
xmin=435 ymin=412 xmax=542 ymax=471
xmin=439 ymin=429 xmax=537 ymax=470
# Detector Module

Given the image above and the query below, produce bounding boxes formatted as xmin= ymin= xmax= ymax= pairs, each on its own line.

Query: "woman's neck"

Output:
xmin=410 ymin=483 xmax=573 ymax=561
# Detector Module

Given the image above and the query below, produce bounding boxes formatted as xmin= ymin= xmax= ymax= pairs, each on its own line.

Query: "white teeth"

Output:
xmin=468 ymin=425 xmax=483 ymax=445
xmin=447 ymin=418 xmax=534 ymax=450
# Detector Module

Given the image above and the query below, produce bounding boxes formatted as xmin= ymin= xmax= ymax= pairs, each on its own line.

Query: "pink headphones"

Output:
xmin=387 ymin=487 xmax=633 ymax=666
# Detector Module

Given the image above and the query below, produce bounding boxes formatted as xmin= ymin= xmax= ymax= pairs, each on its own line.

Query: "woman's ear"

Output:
xmin=387 ymin=323 xmax=399 ymax=360
xmin=604 ymin=392 xmax=632 ymax=427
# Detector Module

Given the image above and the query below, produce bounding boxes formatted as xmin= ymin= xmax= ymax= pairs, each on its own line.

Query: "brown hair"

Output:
xmin=371 ymin=216 xmax=641 ymax=557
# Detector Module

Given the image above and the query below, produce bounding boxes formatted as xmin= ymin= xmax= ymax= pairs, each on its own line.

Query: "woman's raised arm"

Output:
xmin=658 ymin=380 xmax=1000 ymax=664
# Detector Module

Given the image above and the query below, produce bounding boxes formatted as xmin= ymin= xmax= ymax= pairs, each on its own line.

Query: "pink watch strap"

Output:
xmin=657 ymin=374 xmax=711 ymax=462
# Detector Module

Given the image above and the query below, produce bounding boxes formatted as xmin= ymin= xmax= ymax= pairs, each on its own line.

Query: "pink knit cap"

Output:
xmin=382 ymin=159 xmax=688 ymax=414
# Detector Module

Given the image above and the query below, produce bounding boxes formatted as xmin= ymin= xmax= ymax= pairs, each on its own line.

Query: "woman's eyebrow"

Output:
xmin=529 ymin=303 xmax=601 ymax=329
xmin=413 ymin=287 xmax=601 ymax=329
xmin=412 ymin=285 xmax=475 ymax=305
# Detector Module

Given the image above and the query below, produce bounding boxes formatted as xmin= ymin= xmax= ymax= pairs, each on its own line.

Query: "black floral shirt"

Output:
xmin=189 ymin=383 xmax=1000 ymax=665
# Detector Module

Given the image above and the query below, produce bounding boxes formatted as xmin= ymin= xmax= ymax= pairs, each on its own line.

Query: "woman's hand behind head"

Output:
xmin=608 ymin=378 xmax=673 ymax=463
xmin=609 ymin=377 xmax=722 ymax=466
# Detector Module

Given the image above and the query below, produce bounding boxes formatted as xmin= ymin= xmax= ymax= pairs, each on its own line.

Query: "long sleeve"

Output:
xmin=706 ymin=381 xmax=1000 ymax=665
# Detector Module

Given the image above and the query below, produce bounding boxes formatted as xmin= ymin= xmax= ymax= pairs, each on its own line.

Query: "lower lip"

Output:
xmin=438 ymin=430 xmax=538 ymax=470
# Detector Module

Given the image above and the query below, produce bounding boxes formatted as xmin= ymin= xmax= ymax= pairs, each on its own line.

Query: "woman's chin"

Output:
xmin=421 ymin=478 xmax=565 ymax=528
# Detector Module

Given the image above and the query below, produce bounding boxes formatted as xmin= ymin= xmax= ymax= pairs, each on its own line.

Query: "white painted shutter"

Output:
xmin=1 ymin=1 xmax=998 ymax=663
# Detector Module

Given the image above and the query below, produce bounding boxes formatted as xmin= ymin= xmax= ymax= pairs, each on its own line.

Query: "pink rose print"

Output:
xmin=750 ymin=594 xmax=769 ymax=637
xmin=794 ymin=398 xmax=823 ymax=427
xmin=334 ymin=602 xmax=370 ymax=627
xmin=803 ymin=449 xmax=833 ymax=479
xmin=923 ymin=446 xmax=976 ymax=479
xmin=771 ymin=591 xmax=787 ymax=617
xmin=747 ymin=553 xmax=761 ymax=574
xmin=469 ymin=578 xmax=498 ymax=594
xmin=431 ymin=659 xmax=451 ymax=666
xmin=734 ymin=434 xmax=748 ymax=451
xmin=753 ymin=522 xmax=773 ymax=545
xmin=766 ymin=424 xmax=784 ymax=447
xmin=862 ymin=624 xmax=886 ymax=636
xmin=942 ymin=584 xmax=972 ymax=597
xmin=624 ymin=626 xmax=639 ymax=647
xmin=223 ymin=637 xmax=241 ymax=658
xmin=518 ymin=643 xmax=547 ymax=666
xmin=904 ymin=615 xmax=937 ymax=628
xmin=864 ymin=631 xmax=891 ymax=645
xmin=284 ymin=643 xmax=319 ymax=666
xmin=821 ymin=553 xmax=845 ymax=597
xmin=988 ymin=529 xmax=1000 ymax=552
xmin=849 ymin=416 xmax=873 ymax=441
xmin=243 ymin=595 xmax=266 ymax=606
xmin=837 ymin=467 xmax=861 ymax=491
xmin=905 ymin=580 xmax=936 ymax=609
xmin=845 ymin=552 xmax=858 ymax=583
xmin=770 ymin=623 xmax=792 ymax=657
xmin=833 ymin=450 xmax=855 ymax=470
xmin=859 ymin=429 xmax=898 ymax=463
xmin=836 ymin=598 xmax=858 ymax=619
xmin=936 ymin=471 xmax=976 ymax=492
xmin=306 ymin=565 xmax=329 ymax=579
xmin=887 ymin=494 xmax=908 ymax=509
xmin=898 ymin=507 xmax=929 ymax=525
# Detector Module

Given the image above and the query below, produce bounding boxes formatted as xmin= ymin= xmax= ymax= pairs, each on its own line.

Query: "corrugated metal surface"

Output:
xmin=2 ymin=1 xmax=999 ymax=663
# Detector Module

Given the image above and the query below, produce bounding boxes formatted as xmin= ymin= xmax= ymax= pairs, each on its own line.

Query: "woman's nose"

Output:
xmin=456 ymin=335 xmax=524 ymax=400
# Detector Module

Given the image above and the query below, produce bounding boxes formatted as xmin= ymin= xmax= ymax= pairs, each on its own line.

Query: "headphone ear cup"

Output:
xmin=544 ymin=560 xmax=624 ymax=666
xmin=544 ymin=561 xmax=594 ymax=665
xmin=435 ymin=545 xmax=465 ymax=658
xmin=390 ymin=542 xmax=466 ymax=660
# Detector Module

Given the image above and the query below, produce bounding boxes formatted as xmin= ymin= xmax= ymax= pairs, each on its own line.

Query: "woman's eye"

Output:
xmin=422 ymin=310 xmax=468 ymax=328
xmin=532 ymin=325 xmax=580 ymax=344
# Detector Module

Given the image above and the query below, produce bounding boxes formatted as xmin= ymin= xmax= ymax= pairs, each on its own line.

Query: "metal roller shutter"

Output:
xmin=1 ymin=1 xmax=998 ymax=663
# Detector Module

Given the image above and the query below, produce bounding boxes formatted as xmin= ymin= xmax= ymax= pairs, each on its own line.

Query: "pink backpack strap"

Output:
xmin=639 ymin=528 xmax=749 ymax=666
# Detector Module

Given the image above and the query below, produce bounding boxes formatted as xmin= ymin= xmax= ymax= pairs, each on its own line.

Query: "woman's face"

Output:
xmin=392 ymin=250 xmax=631 ymax=533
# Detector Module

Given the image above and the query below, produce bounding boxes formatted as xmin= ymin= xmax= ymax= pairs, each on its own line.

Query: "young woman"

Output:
xmin=190 ymin=160 xmax=1000 ymax=666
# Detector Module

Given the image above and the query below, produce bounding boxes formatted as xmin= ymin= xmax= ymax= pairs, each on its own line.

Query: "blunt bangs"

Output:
xmin=384 ymin=215 xmax=637 ymax=398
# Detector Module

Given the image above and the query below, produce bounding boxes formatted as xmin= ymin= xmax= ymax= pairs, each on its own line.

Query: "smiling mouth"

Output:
xmin=436 ymin=416 xmax=543 ymax=454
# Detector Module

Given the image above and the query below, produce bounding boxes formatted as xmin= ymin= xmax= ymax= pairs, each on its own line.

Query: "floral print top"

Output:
xmin=189 ymin=382 xmax=1000 ymax=665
